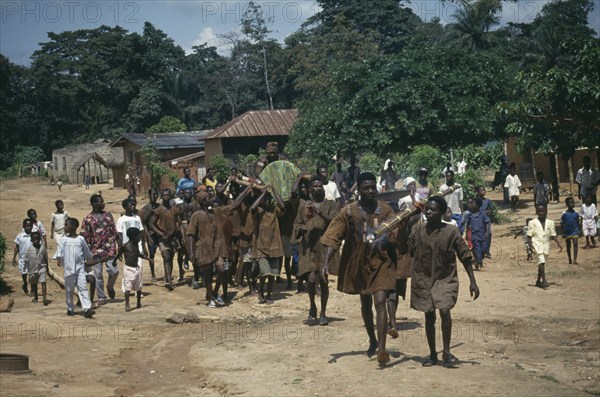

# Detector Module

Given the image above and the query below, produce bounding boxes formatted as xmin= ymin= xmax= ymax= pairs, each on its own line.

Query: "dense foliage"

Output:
xmin=1 ymin=0 xmax=598 ymax=170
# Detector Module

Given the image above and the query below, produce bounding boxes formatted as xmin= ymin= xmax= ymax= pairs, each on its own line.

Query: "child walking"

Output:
xmin=410 ymin=196 xmax=480 ymax=367
xmin=462 ymin=198 xmax=491 ymax=271
xmin=580 ymin=194 xmax=598 ymax=249
xmin=50 ymin=200 xmax=71 ymax=245
xmin=561 ymin=197 xmax=580 ymax=264
xmin=24 ymin=231 xmax=48 ymax=304
xmin=56 ymin=218 xmax=106 ymax=317
xmin=504 ymin=163 xmax=521 ymax=211
xmin=13 ymin=219 xmax=33 ymax=293
xmin=528 ymin=205 xmax=563 ymax=288
xmin=116 ymin=227 xmax=148 ymax=311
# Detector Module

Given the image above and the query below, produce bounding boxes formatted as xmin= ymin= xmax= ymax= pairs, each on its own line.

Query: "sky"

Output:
xmin=1 ymin=0 xmax=599 ymax=66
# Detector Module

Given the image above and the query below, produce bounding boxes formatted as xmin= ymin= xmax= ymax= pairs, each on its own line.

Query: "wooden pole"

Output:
xmin=555 ymin=153 xmax=562 ymax=202
xmin=568 ymin=156 xmax=575 ymax=200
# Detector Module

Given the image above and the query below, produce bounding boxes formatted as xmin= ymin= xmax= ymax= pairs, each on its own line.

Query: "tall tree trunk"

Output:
xmin=262 ymin=45 xmax=273 ymax=109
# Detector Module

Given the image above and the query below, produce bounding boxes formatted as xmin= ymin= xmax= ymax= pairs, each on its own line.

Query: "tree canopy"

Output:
xmin=1 ymin=0 xmax=598 ymax=170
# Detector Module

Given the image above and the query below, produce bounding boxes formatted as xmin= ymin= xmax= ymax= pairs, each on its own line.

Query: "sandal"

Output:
xmin=442 ymin=353 xmax=460 ymax=366
xmin=422 ymin=356 xmax=438 ymax=367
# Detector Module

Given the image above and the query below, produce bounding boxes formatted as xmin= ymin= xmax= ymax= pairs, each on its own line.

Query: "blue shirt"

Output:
xmin=560 ymin=209 xmax=580 ymax=237
xmin=464 ymin=211 xmax=490 ymax=242
xmin=480 ymin=198 xmax=493 ymax=217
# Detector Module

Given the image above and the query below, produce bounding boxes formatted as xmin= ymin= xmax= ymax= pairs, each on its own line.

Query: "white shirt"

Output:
xmin=323 ymin=181 xmax=341 ymax=202
xmin=116 ymin=214 xmax=144 ymax=245
xmin=504 ymin=174 xmax=522 ymax=197
xmin=457 ymin=160 xmax=467 ymax=175
xmin=439 ymin=183 xmax=463 ymax=215
xmin=576 ymin=167 xmax=600 ymax=196
xmin=580 ymin=203 xmax=597 ymax=221
xmin=14 ymin=232 xmax=32 ymax=268
xmin=31 ymin=220 xmax=46 ymax=236
xmin=51 ymin=211 xmax=71 ymax=232
xmin=56 ymin=235 xmax=93 ymax=277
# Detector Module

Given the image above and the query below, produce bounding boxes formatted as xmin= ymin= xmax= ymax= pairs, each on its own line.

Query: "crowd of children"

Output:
xmin=10 ymin=154 xmax=599 ymax=368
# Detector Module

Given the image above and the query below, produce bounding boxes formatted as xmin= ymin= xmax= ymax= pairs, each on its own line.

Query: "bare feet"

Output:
xmin=377 ymin=350 xmax=390 ymax=365
xmin=367 ymin=339 xmax=378 ymax=358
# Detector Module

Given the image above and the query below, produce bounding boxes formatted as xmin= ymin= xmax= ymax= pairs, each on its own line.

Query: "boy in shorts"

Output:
xmin=580 ymin=194 xmax=598 ymax=249
xmin=117 ymin=227 xmax=148 ymax=311
xmin=528 ymin=205 xmax=563 ymax=288
xmin=24 ymin=231 xmax=48 ymax=304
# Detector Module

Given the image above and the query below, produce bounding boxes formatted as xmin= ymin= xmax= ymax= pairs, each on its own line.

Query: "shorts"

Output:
xmin=281 ymin=235 xmax=293 ymax=257
xmin=159 ymin=238 xmax=181 ymax=252
xmin=255 ymin=257 xmax=280 ymax=277
xmin=148 ymin=234 xmax=160 ymax=257
xmin=537 ymin=253 xmax=547 ymax=265
xmin=582 ymin=219 xmax=597 ymax=237
xmin=28 ymin=269 xmax=47 ymax=284
xmin=84 ymin=265 xmax=96 ymax=283
xmin=239 ymin=247 xmax=253 ymax=263
xmin=122 ymin=265 xmax=143 ymax=292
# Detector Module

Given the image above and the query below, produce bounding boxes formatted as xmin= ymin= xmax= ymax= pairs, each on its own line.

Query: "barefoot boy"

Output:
xmin=528 ymin=205 xmax=563 ymax=288
xmin=24 ymin=231 xmax=48 ymax=304
xmin=50 ymin=200 xmax=70 ymax=245
xmin=13 ymin=219 xmax=33 ymax=294
xmin=410 ymin=196 xmax=480 ymax=367
xmin=116 ymin=227 xmax=148 ymax=311
xmin=560 ymin=197 xmax=580 ymax=264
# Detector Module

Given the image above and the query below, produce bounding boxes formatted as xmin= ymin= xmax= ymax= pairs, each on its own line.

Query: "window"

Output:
xmin=62 ymin=157 xmax=67 ymax=171
xmin=128 ymin=151 xmax=134 ymax=164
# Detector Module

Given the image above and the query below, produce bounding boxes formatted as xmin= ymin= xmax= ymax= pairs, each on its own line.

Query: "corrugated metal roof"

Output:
xmin=163 ymin=151 xmax=205 ymax=164
xmin=204 ymin=109 xmax=298 ymax=140
xmin=110 ymin=132 xmax=205 ymax=149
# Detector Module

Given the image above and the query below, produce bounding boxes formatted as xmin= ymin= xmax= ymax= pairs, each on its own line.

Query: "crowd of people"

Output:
xmin=10 ymin=149 xmax=600 ymax=367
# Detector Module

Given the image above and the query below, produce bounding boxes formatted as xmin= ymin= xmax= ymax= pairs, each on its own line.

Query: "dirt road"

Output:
xmin=1 ymin=178 xmax=598 ymax=396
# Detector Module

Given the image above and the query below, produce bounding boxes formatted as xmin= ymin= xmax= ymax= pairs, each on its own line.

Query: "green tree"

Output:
xmin=242 ymin=1 xmax=274 ymax=109
xmin=147 ymin=116 xmax=188 ymax=134
xmin=499 ymin=40 xmax=600 ymax=159
xmin=448 ymin=0 xmax=502 ymax=49
xmin=303 ymin=0 xmax=420 ymax=53
xmin=289 ymin=45 xmax=514 ymax=159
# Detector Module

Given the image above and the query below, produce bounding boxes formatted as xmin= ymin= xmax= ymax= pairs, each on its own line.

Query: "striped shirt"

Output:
xmin=56 ymin=235 xmax=93 ymax=276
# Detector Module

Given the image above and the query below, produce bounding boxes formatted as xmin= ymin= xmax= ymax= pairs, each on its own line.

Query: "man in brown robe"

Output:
xmin=409 ymin=196 xmax=480 ymax=367
xmin=321 ymin=172 xmax=398 ymax=365
xmin=251 ymin=185 xmax=286 ymax=304
xmin=148 ymin=188 xmax=182 ymax=291
xmin=293 ymin=177 xmax=339 ymax=325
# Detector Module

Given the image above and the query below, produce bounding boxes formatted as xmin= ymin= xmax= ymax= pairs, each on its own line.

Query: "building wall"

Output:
xmin=205 ymin=139 xmax=223 ymax=163
xmin=505 ymin=136 xmax=599 ymax=184
xmin=52 ymin=143 xmax=120 ymax=184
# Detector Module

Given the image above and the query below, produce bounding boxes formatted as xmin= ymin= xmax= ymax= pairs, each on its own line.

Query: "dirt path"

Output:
xmin=1 ymin=178 xmax=598 ymax=396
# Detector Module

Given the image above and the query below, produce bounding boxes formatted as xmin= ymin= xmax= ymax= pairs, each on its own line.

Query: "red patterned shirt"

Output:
xmin=81 ymin=211 xmax=117 ymax=257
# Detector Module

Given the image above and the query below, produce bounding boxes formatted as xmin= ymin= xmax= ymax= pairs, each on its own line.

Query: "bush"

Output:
xmin=455 ymin=169 xmax=486 ymax=205
xmin=209 ymin=154 xmax=231 ymax=183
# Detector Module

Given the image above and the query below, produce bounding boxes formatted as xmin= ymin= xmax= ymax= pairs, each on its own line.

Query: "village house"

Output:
xmin=51 ymin=139 xmax=122 ymax=185
xmin=204 ymin=109 xmax=298 ymax=163
xmin=109 ymin=131 xmax=207 ymax=193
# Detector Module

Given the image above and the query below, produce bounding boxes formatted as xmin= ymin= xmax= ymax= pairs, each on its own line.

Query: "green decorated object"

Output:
xmin=259 ymin=160 xmax=302 ymax=201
